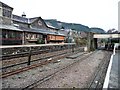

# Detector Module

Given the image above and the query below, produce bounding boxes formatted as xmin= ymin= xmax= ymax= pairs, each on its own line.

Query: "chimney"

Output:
xmin=22 ymin=12 xmax=26 ymax=18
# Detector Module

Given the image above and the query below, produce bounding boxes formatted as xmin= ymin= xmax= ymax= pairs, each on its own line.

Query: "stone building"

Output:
xmin=0 ymin=1 xmax=65 ymax=45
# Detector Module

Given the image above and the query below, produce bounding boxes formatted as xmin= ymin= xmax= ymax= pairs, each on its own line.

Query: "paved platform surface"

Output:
xmin=108 ymin=50 xmax=120 ymax=88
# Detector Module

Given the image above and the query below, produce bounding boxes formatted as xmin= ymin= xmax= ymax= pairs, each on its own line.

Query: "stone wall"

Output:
xmin=1 ymin=17 xmax=12 ymax=25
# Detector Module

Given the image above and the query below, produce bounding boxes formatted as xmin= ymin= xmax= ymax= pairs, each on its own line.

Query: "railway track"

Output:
xmin=85 ymin=51 xmax=112 ymax=89
xmin=2 ymin=47 xmax=80 ymax=68
xmin=22 ymin=51 xmax=94 ymax=89
xmin=2 ymin=49 xmax=70 ymax=69
xmin=2 ymin=49 xmax=111 ymax=89
xmin=1 ymin=52 xmax=70 ymax=78
xmin=1 ymin=47 xmax=83 ymax=78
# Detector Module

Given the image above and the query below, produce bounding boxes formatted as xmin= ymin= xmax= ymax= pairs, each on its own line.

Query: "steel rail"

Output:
xmin=22 ymin=52 xmax=93 ymax=89
xmin=86 ymin=51 xmax=111 ymax=89
xmin=1 ymin=51 xmax=74 ymax=78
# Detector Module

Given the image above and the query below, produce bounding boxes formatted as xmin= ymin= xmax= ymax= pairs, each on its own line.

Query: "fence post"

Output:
xmin=28 ymin=47 xmax=32 ymax=65
xmin=72 ymin=44 xmax=74 ymax=53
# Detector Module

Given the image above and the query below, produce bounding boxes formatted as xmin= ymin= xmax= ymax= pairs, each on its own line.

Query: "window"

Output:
xmin=7 ymin=31 xmax=15 ymax=38
xmin=16 ymin=32 xmax=21 ymax=39
xmin=31 ymin=34 xmax=35 ymax=39
xmin=2 ymin=30 xmax=8 ymax=38
xmin=36 ymin=34 xmax=39 ymax=38
xmin=25 ymin=33 xmax=31 ymax=39
xmin=3 ymin=9 xmax=12 ymax=18
xmin=8 ymin=31 xmax=12 ymax=38
xmin=38 ymin=20 xmax=42 ymax=26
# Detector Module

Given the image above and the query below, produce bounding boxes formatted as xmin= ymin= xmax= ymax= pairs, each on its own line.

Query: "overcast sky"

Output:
xmin=1 ymin=0 xmax=119 ymax=31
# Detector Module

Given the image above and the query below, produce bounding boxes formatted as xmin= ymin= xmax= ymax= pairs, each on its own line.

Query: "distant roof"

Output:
xmin=0 ymin=24 xmax=23 ymax=31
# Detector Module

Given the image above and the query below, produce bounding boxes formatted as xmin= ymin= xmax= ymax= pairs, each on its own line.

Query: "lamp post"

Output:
xmin=68 ymin=29 xmax=70 ymax=50
xmin=110 ymin=35 xmax=112 ymax=49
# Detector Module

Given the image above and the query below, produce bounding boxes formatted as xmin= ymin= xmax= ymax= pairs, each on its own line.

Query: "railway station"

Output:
xmin=0 ymin=1 xmax=120 ymax=89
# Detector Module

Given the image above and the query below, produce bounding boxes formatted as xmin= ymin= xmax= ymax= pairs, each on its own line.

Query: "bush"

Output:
xmin=36 ymin=39 xmax=45 ymax=44
xmin=74 ymin=37 xmax=87 ymax=46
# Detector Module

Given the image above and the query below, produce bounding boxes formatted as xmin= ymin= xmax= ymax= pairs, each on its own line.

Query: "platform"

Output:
xmin=108 ymin=50 xmax=120 ymax=88
xmin=103 ymin=43 xmax=120 ymax=89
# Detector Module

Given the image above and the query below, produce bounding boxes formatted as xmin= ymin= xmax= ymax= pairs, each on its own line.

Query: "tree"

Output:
xmin=107 ymin=28 xmax=119 ymax=34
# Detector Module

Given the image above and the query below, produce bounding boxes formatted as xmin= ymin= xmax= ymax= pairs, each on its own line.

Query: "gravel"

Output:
xmin=2 ymin=50 xmax=107 ymax=88
xmin=35 ymin=50 xmax=105 ymax=88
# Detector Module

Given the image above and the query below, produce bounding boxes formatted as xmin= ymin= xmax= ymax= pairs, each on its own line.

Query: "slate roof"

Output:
xmin=12 ymin=15 xmax=65 ymax=36
xmin=31 ymin=28 xmax=65 ymax=36
xmin=12 ymin=14 xmax=28 ymax=23
xmin=12 ymin=15 xmax=44 ymax=24
xmin=19 ymin=27 xmax=65 ymax=36
xmin=0 ymin=24 xmax=23 ymax=31
xmin=28 ymin=17 xmax=39 ymax=23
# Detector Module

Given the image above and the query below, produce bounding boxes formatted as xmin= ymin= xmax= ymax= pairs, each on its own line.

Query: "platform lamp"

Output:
xmin=110 ymin=35 xmax=112 ymax=44
xmin=109 ymin=35 xmax=112 ymax=49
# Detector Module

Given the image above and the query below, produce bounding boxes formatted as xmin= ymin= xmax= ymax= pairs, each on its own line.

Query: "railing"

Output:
xmin=0 ymin=43 xmax=87 ymax=77
xmin=0 ymin=43 xmax=76 ymax=55
xmin=1 ymin=43 xmax=77 ymax=60
xmin=1 ymin=43 xmax=85 ymax=68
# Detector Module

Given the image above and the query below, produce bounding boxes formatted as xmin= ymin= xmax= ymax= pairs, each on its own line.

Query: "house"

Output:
xmin=12 ymin=15 xmax=65 ymax=44
xmin=0 ymin=1 xmax=65 ymax=45
xmin=12 ymin=15 xmax=48 ymax=44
